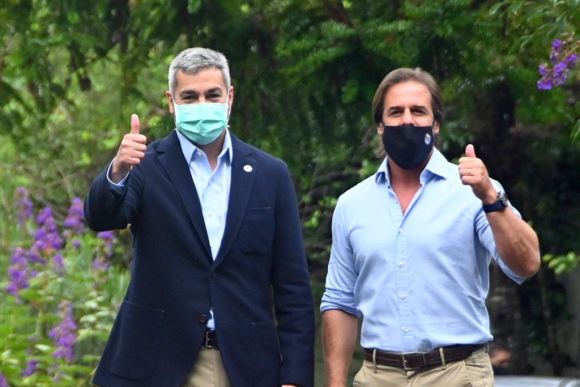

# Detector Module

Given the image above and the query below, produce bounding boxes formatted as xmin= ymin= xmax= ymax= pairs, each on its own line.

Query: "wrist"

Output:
xmin=481 ymin=190 xmax=499 ymax=205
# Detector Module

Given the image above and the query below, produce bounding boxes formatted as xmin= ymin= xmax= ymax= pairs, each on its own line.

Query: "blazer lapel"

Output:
xmin=213 ymin=135 xmax=255 ymax=269
xmin=157 ymin=131 xmax=212 ymax=259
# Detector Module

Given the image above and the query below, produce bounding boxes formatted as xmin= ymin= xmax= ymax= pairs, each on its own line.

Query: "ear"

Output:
xmin=166 ymin=91 xmax=175 ymax=114
xmin=228 ymin=86 xmax=234 ymax=110
xmin=433 ymin=121 xmax=440 ymax=135
xmin=377 ymin=123 xmax=384 ymax=136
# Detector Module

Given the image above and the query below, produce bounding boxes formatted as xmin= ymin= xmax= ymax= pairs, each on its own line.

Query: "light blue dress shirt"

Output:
xmin=108 ymin=129 xmax=232 ymax=330
xmin=321 ymin=149 xmax=527 ymax=352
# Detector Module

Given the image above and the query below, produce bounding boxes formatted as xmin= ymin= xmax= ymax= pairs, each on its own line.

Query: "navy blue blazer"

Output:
xmin=84 ymin=131 xmax=315 ymax=387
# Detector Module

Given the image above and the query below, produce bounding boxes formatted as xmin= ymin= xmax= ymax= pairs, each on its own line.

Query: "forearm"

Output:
xmin=487 ymin=208 xmax=540 ymax=278
xmin=322 ymin=309 xmax=358 ymax=387
xmin=84 ymin=166 xmax=134 ymax=231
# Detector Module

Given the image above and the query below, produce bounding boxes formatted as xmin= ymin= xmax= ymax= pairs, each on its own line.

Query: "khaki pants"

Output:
xmin=181 ymin=347 xmax=232 ymax=387
xmin=353 ymin=348 xmax=494 ymax=387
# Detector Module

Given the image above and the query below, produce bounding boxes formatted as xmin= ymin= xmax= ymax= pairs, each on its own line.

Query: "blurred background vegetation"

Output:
xmin=0 ymin=0 xmax=579 ymax=385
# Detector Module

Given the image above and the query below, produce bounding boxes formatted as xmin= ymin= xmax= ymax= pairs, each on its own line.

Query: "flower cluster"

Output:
xmin=32 ymin=207 xmax=63 ymax=262
xmin=63 ymin=198 xmax=85 ymax=237
xmin=49 ymin=301 xmax=78 ymax=363
xmin=22 ymin=359 xmax=38 ymax=377
xmin=16 ymin=187 xmax=33 ymax=223
xmin=538 ymin=36 xmax=579 ymax=90
xmin=97 ymin=231 xmax=115 ymax=257
xmin=6 ymin=247 xmax=32 ymax=299
xmin=0 ymin=373 xmax=9 ymax=387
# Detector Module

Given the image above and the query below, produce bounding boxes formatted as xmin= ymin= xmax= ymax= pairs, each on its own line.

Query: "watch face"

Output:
xmin=499 ymin=192 xmax=509 ymax=206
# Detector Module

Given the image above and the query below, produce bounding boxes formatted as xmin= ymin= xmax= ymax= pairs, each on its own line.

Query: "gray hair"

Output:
xmin=168 ymin=48 xmax=231 ymax=96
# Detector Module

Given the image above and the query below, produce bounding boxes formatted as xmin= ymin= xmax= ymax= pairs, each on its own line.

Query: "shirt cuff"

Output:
xmin=107 ymin=159 xmax=129 ymax=189
xmin=320 ymin=290 xmax=360 ymax=317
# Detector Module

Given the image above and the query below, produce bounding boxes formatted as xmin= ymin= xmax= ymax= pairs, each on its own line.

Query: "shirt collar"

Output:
xmin=176 ymin=128 xmax=233 ymax=165
xmin=374 ymin=148 xmax=450 ymax=185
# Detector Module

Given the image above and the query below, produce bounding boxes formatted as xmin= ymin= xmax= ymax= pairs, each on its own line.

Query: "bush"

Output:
xmin=0 ymin=188 xmax=130 ymax=386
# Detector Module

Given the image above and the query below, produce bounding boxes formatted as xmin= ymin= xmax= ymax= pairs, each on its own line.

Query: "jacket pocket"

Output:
xmin=238 ymin=207 xmax=275 ymax=255
xmin=109 ymin=300 xmax=165 ymax=380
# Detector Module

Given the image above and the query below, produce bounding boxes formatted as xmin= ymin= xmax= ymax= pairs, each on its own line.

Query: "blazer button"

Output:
xmin=199 ymin=314 xmax=208 ymax=323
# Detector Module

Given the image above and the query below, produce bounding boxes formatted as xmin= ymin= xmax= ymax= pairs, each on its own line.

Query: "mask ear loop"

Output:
xmin=225 ymin=90 xmax=232 ymax=126
xmin=172 ymin=94 xmax=179 ymax=128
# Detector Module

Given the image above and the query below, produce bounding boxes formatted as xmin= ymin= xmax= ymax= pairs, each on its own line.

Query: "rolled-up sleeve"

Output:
xmin=321 ymin=197 xmax=361 ymax=317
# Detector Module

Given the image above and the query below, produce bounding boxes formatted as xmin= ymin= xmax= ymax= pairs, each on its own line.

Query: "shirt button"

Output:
xmin=210 ymin=242 xmax=215 ymax=248
xmin=398 ymin=261 xmax=404 ymax=267
xmin=208 ymin=211 xmax=213 ymax=217
xmin=400 ymin=294 xmax=406 ymax=300
xmin=403 ymin=327 xmax=410 ymax=333
xmin=398 ymin=228 xmax=403 ymax=234
xmin=199 ymin=315 xmax=208 ymax=323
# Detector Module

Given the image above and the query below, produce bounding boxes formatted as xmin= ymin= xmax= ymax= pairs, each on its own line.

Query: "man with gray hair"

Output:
xmin=85 ymin=47 xmax=315 ymax=387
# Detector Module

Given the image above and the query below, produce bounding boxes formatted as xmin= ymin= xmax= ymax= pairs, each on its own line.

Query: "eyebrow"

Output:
xmin=179 ymin=87 xmax=223 ymax=98
xmin=387 ymin=105 xmax=428 ymax=113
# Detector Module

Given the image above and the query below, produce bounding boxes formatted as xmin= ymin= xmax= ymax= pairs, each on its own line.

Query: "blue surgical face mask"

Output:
xmin=174 ymin=92 xmax=230 ymax=145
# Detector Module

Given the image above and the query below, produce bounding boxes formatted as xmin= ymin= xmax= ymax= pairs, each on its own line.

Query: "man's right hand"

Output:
xmin=110 ymin=114 xmax=147 ymax=183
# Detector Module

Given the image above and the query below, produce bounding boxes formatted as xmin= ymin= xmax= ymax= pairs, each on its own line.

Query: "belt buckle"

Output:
xmin=204 ymin=330 xmax=213 ymax=349
xmin=401 ymin=351 xmax=427 ymax=370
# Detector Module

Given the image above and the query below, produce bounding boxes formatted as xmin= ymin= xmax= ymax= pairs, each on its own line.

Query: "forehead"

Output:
xmin=175 ymin=67 xmax=226 ymax=92
xmin=383 ymin=81 xmax=432 ymax=109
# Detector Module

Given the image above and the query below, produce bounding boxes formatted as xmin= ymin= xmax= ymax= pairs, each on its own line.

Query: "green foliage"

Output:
xmin=543 ymin=251 xmax=580 ymax=275
xmin=0 ymin=190 xmax=129 ymax=385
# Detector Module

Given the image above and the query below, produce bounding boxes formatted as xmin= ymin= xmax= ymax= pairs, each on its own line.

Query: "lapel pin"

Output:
xmin=243 ymin=165 xmax=253 ymax=173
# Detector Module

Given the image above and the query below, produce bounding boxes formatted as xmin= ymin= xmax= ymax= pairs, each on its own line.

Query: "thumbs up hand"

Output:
xmin=110 ymin=114 xmax=147 ymax=183
xmin=458 ymin=144 xmax=497 ymax=204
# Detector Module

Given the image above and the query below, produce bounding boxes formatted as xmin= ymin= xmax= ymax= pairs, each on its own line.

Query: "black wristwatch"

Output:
xmin=482 ymin=191 xmax=509 ymax=213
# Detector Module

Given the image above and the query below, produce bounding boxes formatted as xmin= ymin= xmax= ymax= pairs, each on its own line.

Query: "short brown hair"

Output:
xmin=372 ymin=68 xmax=444 ymax=128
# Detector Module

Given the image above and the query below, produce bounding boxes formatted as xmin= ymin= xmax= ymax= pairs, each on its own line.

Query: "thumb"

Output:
xmin=130 ymin=114 xmax=140 ymax=134
xmin=465 ymin=144 xmax=476 ymax=158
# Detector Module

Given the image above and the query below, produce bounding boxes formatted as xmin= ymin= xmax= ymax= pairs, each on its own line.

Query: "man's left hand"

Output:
xmin=458 ymin=144 xmax=498 ymax=204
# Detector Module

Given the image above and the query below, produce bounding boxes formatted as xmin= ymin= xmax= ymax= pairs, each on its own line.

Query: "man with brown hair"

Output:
xmin=321 ymin=68 xmax=540 ymax=386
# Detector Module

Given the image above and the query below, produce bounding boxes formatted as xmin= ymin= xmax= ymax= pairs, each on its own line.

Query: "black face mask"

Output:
xmin=381 ymin=123 xmax=434 ymax=170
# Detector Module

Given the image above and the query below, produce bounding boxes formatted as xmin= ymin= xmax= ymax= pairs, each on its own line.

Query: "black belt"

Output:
xmin=363 ymin=344 xmax=484 ymax=370
xmin=202 ymin=330 xmax=218 ymax=349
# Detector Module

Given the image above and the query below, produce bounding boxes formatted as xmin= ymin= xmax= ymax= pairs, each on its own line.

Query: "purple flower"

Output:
xmin=565 ymin=52 xmax=579 ymax=67
xmin=6 ymin=247 xmax=30 ymax=297
xmin=92 ymin=257 xmax=110 ymax=272
xmin=27 ymin=248 xmax=45 ymax=265
xmin=553 ymin=61 xmax=570 ymax=86
xmin=36 ymin=207 xmax=53 ymax=226
xmin=33 ymin=208 xmax=63 ymax=253
xmin=72 ymin=239 xmax=81 ymax=249
xmin=538 ymin=64 xmax=549 ymax=76
xmin=64 ymin=198 xmax=85 ymax=235
xmin=0 ymin=373 xmax=9 ymax=387
xmin=554 ymin=61 xmax=568 ymax=74
xmin=49 ymin=301 xmax=78 ymax=363
xmin=53 ymin=254 xmax=65 ymax=275
xmin=97 ymin=231 xmax=115 ymax=257
xmin=97 ymin=231 xmax=114 ymax=240
xmin=22 ymin=359 xmax=39 ymax=377
xmin=16 ymin=187 xmax=33 ymax=223
xmin=552 ymin=39 xmax=563 ymax=52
